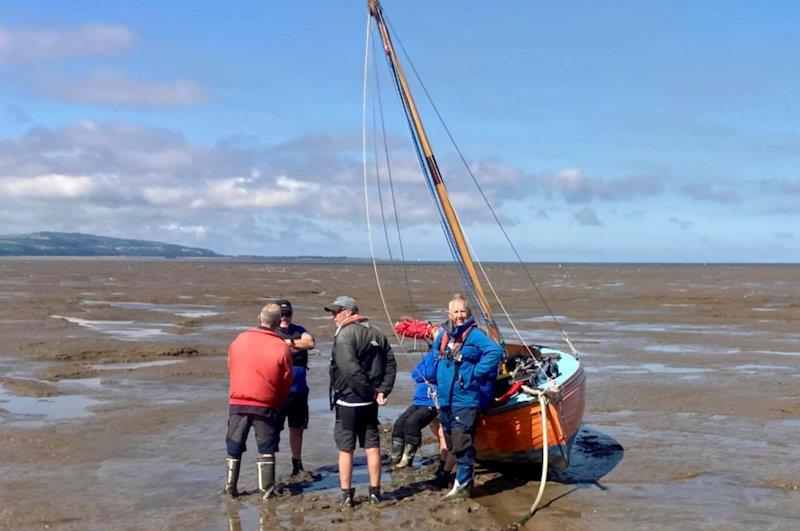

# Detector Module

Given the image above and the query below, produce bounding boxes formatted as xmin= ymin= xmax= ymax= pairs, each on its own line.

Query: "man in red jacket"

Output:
xmin=222 ymin=303 xmax=293 ymax=500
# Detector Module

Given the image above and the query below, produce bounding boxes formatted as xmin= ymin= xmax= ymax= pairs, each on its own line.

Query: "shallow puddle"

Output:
xmin=0 ymin=385 xmax=105 ymax=427
xmin=51 ymin=314 xmax=182 ymax=341
xmin=81 ymin=300 xmax=223 ymax=318
xmin=587 ymin=363 xmax=713 ymax=375
xmin=89 ymin=359 xmax=184 ymax=371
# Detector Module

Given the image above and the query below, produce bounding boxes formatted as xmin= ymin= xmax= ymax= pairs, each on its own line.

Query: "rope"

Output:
xmin=361 ymin=12 xmax=397 ymax=338
xmin=370 ymin=70 xmax=404 ymax=293
xmin=517 ymin=386 xmax=550 ymax=524
xmin=379 ymin=20 xmax=486 ymax=324
xmin=460 ymin=221 xmax=557 ymax=388
xmin=387 ymin=18 xmax=579 ymax=360
xmin=371 ymin=32 xmax=414 ymax=304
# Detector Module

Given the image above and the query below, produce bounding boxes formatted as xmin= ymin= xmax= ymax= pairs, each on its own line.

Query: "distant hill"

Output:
xmin=0 ymin=232 xmax=219 ymax=258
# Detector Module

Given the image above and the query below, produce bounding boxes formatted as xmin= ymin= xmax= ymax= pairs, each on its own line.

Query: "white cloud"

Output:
xmin=142 ymin=186 xmax=194 ymax=206
xmin=0 ymin=24 xmax=133 ymax=64
xmin=35 ymin=71 xmax=211 ymax=107
xmin=159 ymin=222 xmax=206 ymax=239
xmin=195 ymin=176 xmax=318 ymax=209
xmin=0 ymin=174 xmax=94 ymax=198
xmin=537 ymin=167 xmax=663 ymax=203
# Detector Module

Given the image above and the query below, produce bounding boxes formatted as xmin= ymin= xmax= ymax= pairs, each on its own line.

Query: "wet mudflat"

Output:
xmin=0 ymin=259 xmax=798 ymax=529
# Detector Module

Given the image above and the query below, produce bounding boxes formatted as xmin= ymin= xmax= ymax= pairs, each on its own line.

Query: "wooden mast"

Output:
xmin=368 ymin=0 xmax=501 ymax=342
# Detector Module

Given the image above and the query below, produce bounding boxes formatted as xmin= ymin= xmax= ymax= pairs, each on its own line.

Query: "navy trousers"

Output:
xmin=439 ymin=406 xmax=477 ymax=466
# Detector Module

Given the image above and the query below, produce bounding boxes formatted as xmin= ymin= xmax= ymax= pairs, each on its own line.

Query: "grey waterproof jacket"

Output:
xmin=329 ymin=317 xmax=396 ymax=406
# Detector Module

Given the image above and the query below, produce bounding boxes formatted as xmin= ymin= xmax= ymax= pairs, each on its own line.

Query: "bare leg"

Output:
xmin=365 ymin=447 xmax=382 ymax=487
xmin=438 ymin=424 xmax=456 ymax=473
xmin=289 ymin=427 xmax=303 ymax=460
xmin=338 ymin=450 xmax=354 ymax=489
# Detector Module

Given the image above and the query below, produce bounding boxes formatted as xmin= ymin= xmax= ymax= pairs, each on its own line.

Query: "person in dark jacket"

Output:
xmin=223 ymin=303 xmax=293 ymax=500
xmin=389 ymin=353 xmax=438 ymax=469
xmin=420 ymin=295 xmax=503 ymax=499
xmin=272 ymin=299 xmax=316 ymax=477
xmin=327 ymin=295 xmax=396 ymax=507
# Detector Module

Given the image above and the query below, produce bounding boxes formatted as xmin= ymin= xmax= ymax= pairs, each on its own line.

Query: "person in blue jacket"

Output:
xmin=422 ymin=294 xmax=503 ymax=499
xmin=388 ymin=352 xmax=439 ymax=469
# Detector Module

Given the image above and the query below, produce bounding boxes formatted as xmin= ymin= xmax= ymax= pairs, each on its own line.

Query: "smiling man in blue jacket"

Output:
xmin=424 ymin=294 xmax=503 ymax=499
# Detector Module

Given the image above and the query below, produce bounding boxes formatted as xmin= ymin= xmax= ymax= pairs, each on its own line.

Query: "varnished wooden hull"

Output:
xmin=475 ymin=355 xmax=586 ymax=468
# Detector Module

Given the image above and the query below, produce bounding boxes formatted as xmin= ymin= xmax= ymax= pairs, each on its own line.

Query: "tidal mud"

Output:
xmin=0 ymin=260 xmax=798 ymax=529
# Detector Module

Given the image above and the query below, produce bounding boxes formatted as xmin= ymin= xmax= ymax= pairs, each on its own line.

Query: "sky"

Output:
xmin=1 ymin=0 xmax=798 ymax=262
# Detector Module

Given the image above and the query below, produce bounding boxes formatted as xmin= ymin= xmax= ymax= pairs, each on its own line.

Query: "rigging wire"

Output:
xmin=459 ymin=216 xmax=557 ymax=386
xmin=378 ymin=24 xmax=486 ymax=325
xmin=378 ymin=25 xmax=487 ymax=326
xmin=370 ymin=72 xmax=404 ymax=293
xmin=361 ymin=11 xmax=398 ymax=339
xmin=385 ymin=18 xmax=579 ymax=358
xmin=371 ymin=31 xmax=414 ymax=305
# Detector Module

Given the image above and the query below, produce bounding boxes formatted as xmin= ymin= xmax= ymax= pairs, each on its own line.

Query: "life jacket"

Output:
xmin=438 ymin=322 xmax=476 ymax=360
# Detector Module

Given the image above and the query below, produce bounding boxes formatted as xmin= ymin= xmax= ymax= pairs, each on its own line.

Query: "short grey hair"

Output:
xmin=448 ymin=293 xmax=471 ymax=315
xmin=259 ymin=303 xmax=281 ymax=328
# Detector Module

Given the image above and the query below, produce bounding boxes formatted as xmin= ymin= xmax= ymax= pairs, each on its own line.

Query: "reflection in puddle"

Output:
xmin=731 ymin=364 xmax=793 ymax=374
xmin=81 ymin=300 xmax=222 ymax=318
xmin=51 ymin=315 xmax=180 ymax=341
xmin=759 ymin=350 xmax=800 ymax=357
xmin=587 ymin=363 xmax=713 ymax=375
xmin=59 ymin=377 xmax=106 ymax=389
xmin=0 ymin=385 xmax=104 ymax=427
xmin=643 ymin=344 xmax=742 ymax=356
xmin=89 ymin=360 xmax=184 ymax=371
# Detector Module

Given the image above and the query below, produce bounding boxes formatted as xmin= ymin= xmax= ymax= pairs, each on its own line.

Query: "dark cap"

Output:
xmin=324 ymin=295 xmax=358 ymax=313
xmin=275 ymin=299 xmax=293 ymax=315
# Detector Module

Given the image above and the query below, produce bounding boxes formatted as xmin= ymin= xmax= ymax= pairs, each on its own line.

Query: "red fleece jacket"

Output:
xmin=228 ymin=327 xmax=293 ymax=408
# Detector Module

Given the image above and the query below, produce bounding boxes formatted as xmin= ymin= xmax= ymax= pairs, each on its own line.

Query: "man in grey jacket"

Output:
xmin=326 ymin=295 xmax=396 ymax=507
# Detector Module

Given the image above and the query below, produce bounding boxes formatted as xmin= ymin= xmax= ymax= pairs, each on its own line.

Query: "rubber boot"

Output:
xmin=340 ymin=487 xmax=355 ymax=508
xmin=257 ymin=454 xmax=277 ymax=500
xmin=223 ymin=457 xmax=241 ymax=497
xmin=388 ymin=437 xmax=404 ymax=465
xmin=291 ymin=458 xmax=304 ymax=477
xmin=444 ymin=463 xmax=474 ymax=499
xmin=395 ymin=443 xmax=418 ymax=469
xmin=432 ymin=458 xmax=450 ymax=489
xmin=368 ymin=485 xmax=383 ymax=504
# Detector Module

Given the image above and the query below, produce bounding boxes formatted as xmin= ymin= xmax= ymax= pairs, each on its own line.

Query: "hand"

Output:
xmin=375 ymin=392 xmax=387 ymax=406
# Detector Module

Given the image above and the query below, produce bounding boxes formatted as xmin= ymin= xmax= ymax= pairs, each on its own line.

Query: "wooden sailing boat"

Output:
xmin=367 ymin=1 xmax=585 ymax=469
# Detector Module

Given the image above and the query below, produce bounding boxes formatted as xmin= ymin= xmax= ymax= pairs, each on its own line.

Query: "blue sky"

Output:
xmin=1 ymin=0 xmax=798 ymax=262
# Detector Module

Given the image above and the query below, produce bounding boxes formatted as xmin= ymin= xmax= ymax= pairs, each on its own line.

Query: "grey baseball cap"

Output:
xmin=324 ymin=295 xmax=358 ymax=313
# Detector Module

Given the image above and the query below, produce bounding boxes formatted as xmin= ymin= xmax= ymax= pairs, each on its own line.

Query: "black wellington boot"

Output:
xmin=222 ymin=457 xmax=240 ymax=497
xmin=257 ymin=454 xmax=277 ymax=501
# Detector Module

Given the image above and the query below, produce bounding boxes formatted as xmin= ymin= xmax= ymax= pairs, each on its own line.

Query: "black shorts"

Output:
xmin=334 ymin=402 xmax=380 ymax=451
xmin=225 ymin=409 xmax=281 ymax=457
xmin=281 ymin=391 xmax=309 ymax=430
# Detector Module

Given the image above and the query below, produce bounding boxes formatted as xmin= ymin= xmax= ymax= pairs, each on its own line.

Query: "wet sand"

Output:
xmin=0 ymin=259 xmax=798 ymax=529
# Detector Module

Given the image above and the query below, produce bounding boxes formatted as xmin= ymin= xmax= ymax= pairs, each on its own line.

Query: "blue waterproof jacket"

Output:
xmin=411 ymin=352 xmax=437 ymax=406
xmin=420 ymin=317 xmax=504 ymax=408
